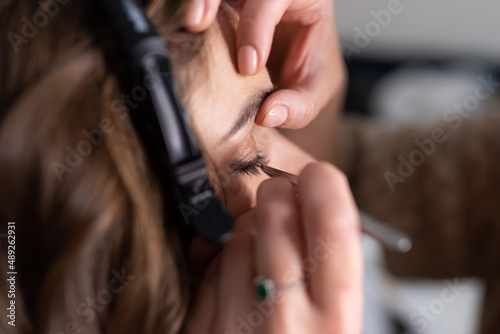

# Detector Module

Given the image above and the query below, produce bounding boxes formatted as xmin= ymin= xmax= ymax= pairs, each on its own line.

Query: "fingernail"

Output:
xmin=184 ymin=0 xmax=204 ymax=27
xmin=262 ymin=105 xmax=288 ymax=127
xmin=238 ymin=45 xmax=258 ymax=76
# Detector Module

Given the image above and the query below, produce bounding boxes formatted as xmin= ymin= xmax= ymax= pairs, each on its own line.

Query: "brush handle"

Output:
xmin=260 ymin=164 xmax=412 ymax=253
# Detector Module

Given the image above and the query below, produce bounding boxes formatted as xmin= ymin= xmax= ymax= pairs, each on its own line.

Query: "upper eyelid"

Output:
xmin=237 ymin=87 xmax=275 ymax=131
xmin=221 ymin=87 xmax=277 ymax=143
xmin=229 ymin=133 xmax=270 ymax=175
xmin=230 ymin=154 xmax=269 ymax=176
xmin=231 ymin=103 xmax=260 ymax=137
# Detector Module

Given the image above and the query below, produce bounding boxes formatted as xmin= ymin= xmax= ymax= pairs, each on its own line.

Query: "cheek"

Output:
xmin=221 ymin=173 xmax=266 ymax=218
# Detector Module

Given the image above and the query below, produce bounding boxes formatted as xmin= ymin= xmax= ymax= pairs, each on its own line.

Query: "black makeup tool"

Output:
xmin=101 ymin=0 xmax=233 ymax=242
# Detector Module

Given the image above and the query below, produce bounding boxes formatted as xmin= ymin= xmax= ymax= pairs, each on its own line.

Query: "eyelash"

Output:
xmin=231 ymin=154 xmax=269 ymax=176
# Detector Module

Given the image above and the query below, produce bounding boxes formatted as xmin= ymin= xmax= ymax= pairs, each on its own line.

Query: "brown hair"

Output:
xmin=0 ymin=0 xmax=203 ymax=333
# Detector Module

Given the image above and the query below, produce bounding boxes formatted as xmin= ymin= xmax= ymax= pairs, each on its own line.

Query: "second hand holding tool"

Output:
xmin=258 ymin=163 xmax=412 ymax=253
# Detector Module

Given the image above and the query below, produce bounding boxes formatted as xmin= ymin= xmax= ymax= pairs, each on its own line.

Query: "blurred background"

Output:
xmin=334 ymin=0 xmax=499 ymax=333
xmin=336 ymin=0 xmax=499 ymax=121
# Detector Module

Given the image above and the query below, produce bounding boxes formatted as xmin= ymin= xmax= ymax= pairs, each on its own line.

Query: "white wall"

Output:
xmin=335 ymin=0 xmax=500 ymax=62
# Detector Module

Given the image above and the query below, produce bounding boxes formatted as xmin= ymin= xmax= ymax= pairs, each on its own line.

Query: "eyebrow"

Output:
xmin=221 ymin=87 xmax=277 ymax=142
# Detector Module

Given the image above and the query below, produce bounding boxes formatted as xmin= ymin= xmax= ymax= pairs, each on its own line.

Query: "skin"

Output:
xmin=180 ymin=4 xmax=362 ymax=334
xmin=183 ymin=0 xmax=346 ymax=130
xmin=185 ymin=16 xmax=315 ymax=218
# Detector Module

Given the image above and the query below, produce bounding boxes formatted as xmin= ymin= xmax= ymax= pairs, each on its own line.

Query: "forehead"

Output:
xmin=184 ymin=17 xmax=272 ymax=144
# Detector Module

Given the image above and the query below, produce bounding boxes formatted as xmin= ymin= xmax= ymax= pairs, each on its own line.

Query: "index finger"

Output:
xmin=236 ymin=0 xmax=292 ymax=76
xmin=183 ymin=0 xmax=222 ymax=32
xmin=298 ymin=163 xmax=363 ymax=329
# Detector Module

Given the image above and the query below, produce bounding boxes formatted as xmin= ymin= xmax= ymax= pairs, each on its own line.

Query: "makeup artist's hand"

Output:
xmin=183 ymin=0 xmax=346 ymax=129
xmin=183 ymin=163 xmax=363 ymax=334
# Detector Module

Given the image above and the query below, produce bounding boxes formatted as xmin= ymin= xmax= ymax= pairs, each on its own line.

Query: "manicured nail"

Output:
xmin=262 ymin=105 xmax=288 ymax=127
xmin=238 ymin=45 xmax=258 ymax=76
xmin=184 ymin=0 xmax=204 ymax=27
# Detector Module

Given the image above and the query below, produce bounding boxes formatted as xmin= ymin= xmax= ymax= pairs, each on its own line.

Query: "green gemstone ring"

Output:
xmin=253 ymin=275 xmax=307 ymax=300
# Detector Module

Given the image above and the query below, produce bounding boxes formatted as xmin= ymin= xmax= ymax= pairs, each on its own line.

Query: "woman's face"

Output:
xmin=183 ymin=5 xmax=315 ymax=221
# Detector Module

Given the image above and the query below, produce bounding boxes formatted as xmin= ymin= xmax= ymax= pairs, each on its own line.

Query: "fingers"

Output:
xmin=255 ymin=178 xmax=305 ymax=285
xmin=213 ymin=211 xmax=257 ymax=332
xmin=255 ymin=1 xmax=345 ymax=129
xmin=257 ymin=48 xmax=343 ymax=130
xmin=184 ymin=0 xmax=345 ymax=129
xmin=255 ymin=88 xmax=316 ymax=129
xmin=183 ymin=256 xmax=220 ymax=334
xmin=256 ymin=66 xmax=343 ymax=129
xmin=186 ymin=165 xmax=362 ymax=333
xmin=236 ymin=0 xmax=292 ymax=76
xmin=183 ymin=0 xmax=221 ymax=32
xmin=298 ymin=163 xmax=363 ymax=330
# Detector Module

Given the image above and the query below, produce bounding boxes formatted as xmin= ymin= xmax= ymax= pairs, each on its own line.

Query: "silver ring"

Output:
xmin=253 ymin=275 xmax=307 ymax=300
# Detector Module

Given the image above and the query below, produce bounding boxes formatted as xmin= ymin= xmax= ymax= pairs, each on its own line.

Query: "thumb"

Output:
xmin=256 ymin=88 xmax=316 ymax=129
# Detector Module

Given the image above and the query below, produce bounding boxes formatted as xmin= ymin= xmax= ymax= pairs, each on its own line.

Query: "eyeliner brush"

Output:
xmin=259 ymin=164 xmax=412 ymax=253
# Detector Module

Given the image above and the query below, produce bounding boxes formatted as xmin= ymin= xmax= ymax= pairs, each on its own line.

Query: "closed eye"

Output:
xmin=230 ymin=154 xmax=269 ymax=176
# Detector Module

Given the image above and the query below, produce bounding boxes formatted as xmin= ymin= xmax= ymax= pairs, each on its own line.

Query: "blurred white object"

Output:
xmin=362 ymin=236 xmax=485 ymax=334
xmin=369 ymin=63 xmax=491 ymax=128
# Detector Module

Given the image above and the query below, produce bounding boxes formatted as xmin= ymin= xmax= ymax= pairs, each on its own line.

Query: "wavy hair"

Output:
xmin=0 ymin=0 xmax=203 ymax=333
